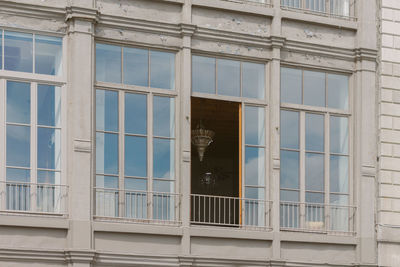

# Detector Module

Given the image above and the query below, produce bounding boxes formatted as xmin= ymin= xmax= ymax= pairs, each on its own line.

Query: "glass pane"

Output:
xmin=153 ymin=180 xmax=174 ymax=193
xmin=153 ymin=138 xmax=174 ymax=179
xmin=328 ymin=74 xmax=349 ymax=110
xmin=192 ymin=56 xmax=216 ymax=94
xmin=150 ymin=51 xmax=175 ymax=90
xmin=330 ymin=155 xmax=349 ymax=193
xmin=123 ymin=47 xmax=148 ymax=86
xmin=37 ymin=170 xmax=60 ymax=184
xmin=125 ymin=178 xmax=147 ymax=191
xmin=38 ymin=85 xmax=61 ymax=127
xmin=245 ymin=187 xmax=264 ymax=200
xmin=37 ymin=128 xmax=61 ymax=170
xmin=96 ymin=133 xmax=119 ymax=175
xmin=96 ymin=175 xmax=118 ymax=188
xmin=125 ymin=93 xmax=146 ymax=135
xmin=6 ymin=125 xmax=30 ymax=168
xmin=280 ymin=150 xmax=299 ymax=189
xmin=330 ymin=0 xmax=349 ymax=16
xmin=245 ymin=106 xmax=265 ymax=146
xmin=6 ymin=168 xmax=30 ymax=183
xmin=281 ymin=0 xmax=300 ymax=8
xmin=96 ymin=43 xmax=121 ymax=83
xmin=330 ymin=194 xmax=349 ymax=232
xmin=245 ymin=147 xmax=265 ymax=186
xmin=280 ymin=110 xmax=299 ymax=149
xmin=330 ymin=194 xmax=349 ymax=205
xmin=304 ymin=70 xmax=325 ymax=107
xmin=153 ymin=96 xmax=175 ymax=138
xmin=0 ymin=32 xmax=2 ymax=69
xmin=305 ymin=192 xmax=324 ymax=225
xmin=125 ymin=135 xmax=147 ymax=177
xmin=4 ymin=31 xmax=33 ymax=72
xmin=96 ymin=90 xmax=118 ymax=132
xmin=35 ymin=35 xmax=62 ymax=75
xmin=281 ymin=67 xmax=301 ymax=104
xmin=306 ymin=113 xmax=324 ymax=152
xmin=330 ymin=116 xmax=348 ymax=154
xmin=305 ymin=153 xmax=324 ymax=191
xmin=217 ymin=59 xmax=240 ymax=97
xmin=242 ymin=62 xmax=265 ymax=99
xmin=306 ymin=192 xmax=324 ymax=203
xmin=7 ymin=81 xmax=30 ymax=124
xmin=280 ymin=190 xmax=299 ymax=202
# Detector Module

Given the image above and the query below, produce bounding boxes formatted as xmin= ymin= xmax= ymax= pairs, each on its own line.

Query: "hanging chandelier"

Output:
xmin=191 ymin=121 xmax=215 ymax=162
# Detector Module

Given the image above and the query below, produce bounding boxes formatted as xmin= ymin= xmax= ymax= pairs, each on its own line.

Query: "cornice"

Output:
xmin=0 ymin=248 xmax=65 ymax=263
xmin=0 ymin=0 xmax=65 ymax=20
xmin=354 ymin=48 xmax=378 ymax=62
xmin=65 ymin=6 xmax=99 ymax=23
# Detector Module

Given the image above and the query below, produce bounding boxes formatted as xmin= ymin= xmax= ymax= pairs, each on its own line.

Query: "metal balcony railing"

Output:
xmin=0 ymin=181 xmax=68 ymax=215
xmin=191 ymin=194 xmax=272 ymax=229
xmin=280 ymin=201 xmax=356 ymax=235
xmin=94 ymin=188 xmax=181 ymax=224
xmin=281 ymin=0 xmax=356 ymax=19
xmin=220 ymin=0 xmax=272 ymax=6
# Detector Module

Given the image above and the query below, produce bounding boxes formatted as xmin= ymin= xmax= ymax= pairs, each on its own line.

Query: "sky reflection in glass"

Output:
xmin=245 ymin=106 xmax=265 ymax=146
xmin=192 ymin=56 xmax=216 ymax=94
xmin=153 ymin=97 xmax=174 ymax=138
xmin=124 ymin=47 xmax=148 ymax=87
xmin=153 ymin=138 xmax=174 ymax=179
xmin=4 ymin=31 xmax=33 ymax=73
xmin=125 ymin=136 xmax=147 ymax=178
xmin=242 ymin=62 xmax=265 ymax=99
xmin=305 ymin=113 xmax=324 ymax=152
xmin=7 ymin=81 xmax=30 ymax=124
xmin=125 ymin=93 xmax=147 ymax=135
xmin=6 ymin=125 xmax=30 ymax=168
xmin=280 ymin=110 xmax=299 ymax=149
xmin=150 ymin=51 xmax=174 ymax=90
xmin=280 ymin=150 xmax=299 ymax=189
xmin=96 ymin=132 xmax=118 ymax=175
xmin=38 ymin=84 xmax=61 ymax=127
xmin=96 ymin=43 xmax=121 ymax=83
xmin=96 ymin=90 xmax=118 ymax=132
xmin=37 ymin=127 xmax=61 ymax=170
xmin=35 ymin=35 xmax=62 ymax=75
xmin=217 ymin=59 xmax=240 ymax=97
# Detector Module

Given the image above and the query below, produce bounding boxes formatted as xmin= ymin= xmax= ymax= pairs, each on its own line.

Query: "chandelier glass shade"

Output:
xmin=191 ymin=121 xmax=215 ymax=162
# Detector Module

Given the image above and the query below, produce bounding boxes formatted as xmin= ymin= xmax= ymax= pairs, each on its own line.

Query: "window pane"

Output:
xmin=281 ymin=67 xmax=301 ymax=104
xmin=125 ymin=93 xmax=146 ymax=135
xmin=192 ymin=55 xmax=216 ymax=94
xmin=6 ymin=168 xmax=30 ymax=183
xmin=153 ymin=180 xmax=174 ymax=193
xmin=4 ymin=31 xmax=33 ymax=72
xmin=123 ymin=47 xmax=148 ymax=86
xmin=153 ymin=138 xmax=174 ymax=179
xmin=7 ymin=81 xmax=30 ymax=124
xmin=6 ymin=125 xmax=30 ymax=168
xmin=245 ymin=147 xmax=265 ymax=186
xmin=305 ymin=153 xmax=324 ymax=191
xmin=328 ymin=74 xmax=349 ymax=110
xmin=330 ymin=155 xmax=349 ymax=193
xmin=330 ymin=194 xmax=349 ymax=205
xmin=96 ymin=175 xmax=119 ymax=188
xmin=96 ymin=43 xmax=121 ymax=83
xmin=245 ymin=106 xmax=265 ymax=146
xmin=304 ymin=70 xmax=325 ymax=107
xmin=330 ymin=116 xmax=348 ymax=154
xmin=217 ymin=59 xmax=240 ymax=97
xmin=37 ymin=170 xmax=60 ymax=184
xmin=150 ymin=51 xmax=175 ymax=90
xmin=35 ymin=35 xmax=62 ymax=75
xmin=96 ymin=90 xmax=118 ymax=132
xmin=125 ymin=135 xmax=147 ymax=177
xmin=280 ymin=190 xmax=299 ymax=202
xmin=96 ymin=133 xmax=119 ymax=175
xmin=306 ymin=113 xmax=324 ymax=152
xmin=245 ymin=187 xmax=264 ymax=200
xmin=280 ymin=110 xmax=299 ymax=149
xmin=280 ymin=150 xmax=299 ymax=189
xmin=37 ymin=128 xmax=61 ymax=170
xmin=38 ymin=85 xmax=61 ymax=127
xmin=306 ymin=192 xmax=324 ymax=203
xmin=0 ymin=32 xmax=2 ymax=69
xmin=125 ymin=178 xmax=147 ymax=191
xmin=242 ymin=62 xmax=265 ymax=99
xmin=153 ymin=96 xmax=175 ymax=138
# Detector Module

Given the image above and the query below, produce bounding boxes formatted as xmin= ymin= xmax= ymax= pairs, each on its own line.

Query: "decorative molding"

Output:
xmin=65 ymin=6 xmax=99 ymax=23
xmin=180 ymin=23 xmax=197 ymax=37
xmin=182 ymin=151 xmax=191 ymax=163
xmin=354 ymin=48 xmax=379 ymax=62
xmin=0 ymin=0 xmax=65 ymax=20
xmin=271 ymin=36 xmax=286 ymax=49
xmin=74 ymin=139 xmax=92 ymax=153
xmin=361 ymin=165 xmax=376 ymax=178
xmin=65 ymin=250 xmax=96 ymax=264
xmin=273 ymin=158 xmax=280 ymax=170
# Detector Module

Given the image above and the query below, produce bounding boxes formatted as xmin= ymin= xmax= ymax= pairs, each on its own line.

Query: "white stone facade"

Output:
xmin=0 ymin=0 xmax=396 ymax=266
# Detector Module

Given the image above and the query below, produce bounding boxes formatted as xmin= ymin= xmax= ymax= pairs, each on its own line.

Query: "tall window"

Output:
xmin=95 ymin=43 xmax=177 ymax=222
xmin=0 ymin=29 xmax=64 ymax=214
xmin=280 ymin=67 xmax=352 ymax=233
xmin=191 ymin=55 xmax=268 ymax=228
xmin=281 ymin=0 xmax=350 ymax=17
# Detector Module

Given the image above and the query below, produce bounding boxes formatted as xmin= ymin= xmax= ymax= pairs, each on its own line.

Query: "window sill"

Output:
xmin=0 ymin=213 xmax=69 ymax=229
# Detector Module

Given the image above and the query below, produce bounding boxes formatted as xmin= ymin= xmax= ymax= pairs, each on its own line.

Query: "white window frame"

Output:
xmin=94 ymin=42 xmax=180 ymax=222
xmin=279 ymin=65 xmax=354 ymax=234
xmin=0 ymin=27 xmax=67 ymax=215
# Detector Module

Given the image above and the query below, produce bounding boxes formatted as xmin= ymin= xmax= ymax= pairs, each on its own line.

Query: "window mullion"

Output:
xmin=148 ymin=93 xmax=153 ymax=219
xmin=119 ymin=90 xmax=125 ymax=217
xmin=299 ymin=111 xmax=306 ymax=228
xmin=0 ymin=79 xmax=5 ymax=210
xmin=31 ymin=82 xmax=37 ymax=212
xmin=1 ymin=30 xmax=4 ymax=69
xmin=324 ymin=112 xmax=330 ymax=231
xmin=32 ymin=34 xmax=35 ymax=74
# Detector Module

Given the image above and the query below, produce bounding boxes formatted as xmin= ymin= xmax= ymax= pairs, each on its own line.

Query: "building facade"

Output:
xmin=0 ymin=0 xmax=395 ymax=266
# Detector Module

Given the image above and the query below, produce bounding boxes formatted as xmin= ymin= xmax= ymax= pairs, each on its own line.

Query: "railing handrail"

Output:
xmin=280 ymin=201 xmax=356 ymax=209
xmin=191 ymin=193 xmax=271 ymax=203
xmin=0 ymin=181 xmax=68 ymax=187
xmin=94 ymin=187 xmax=180 ymax=196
